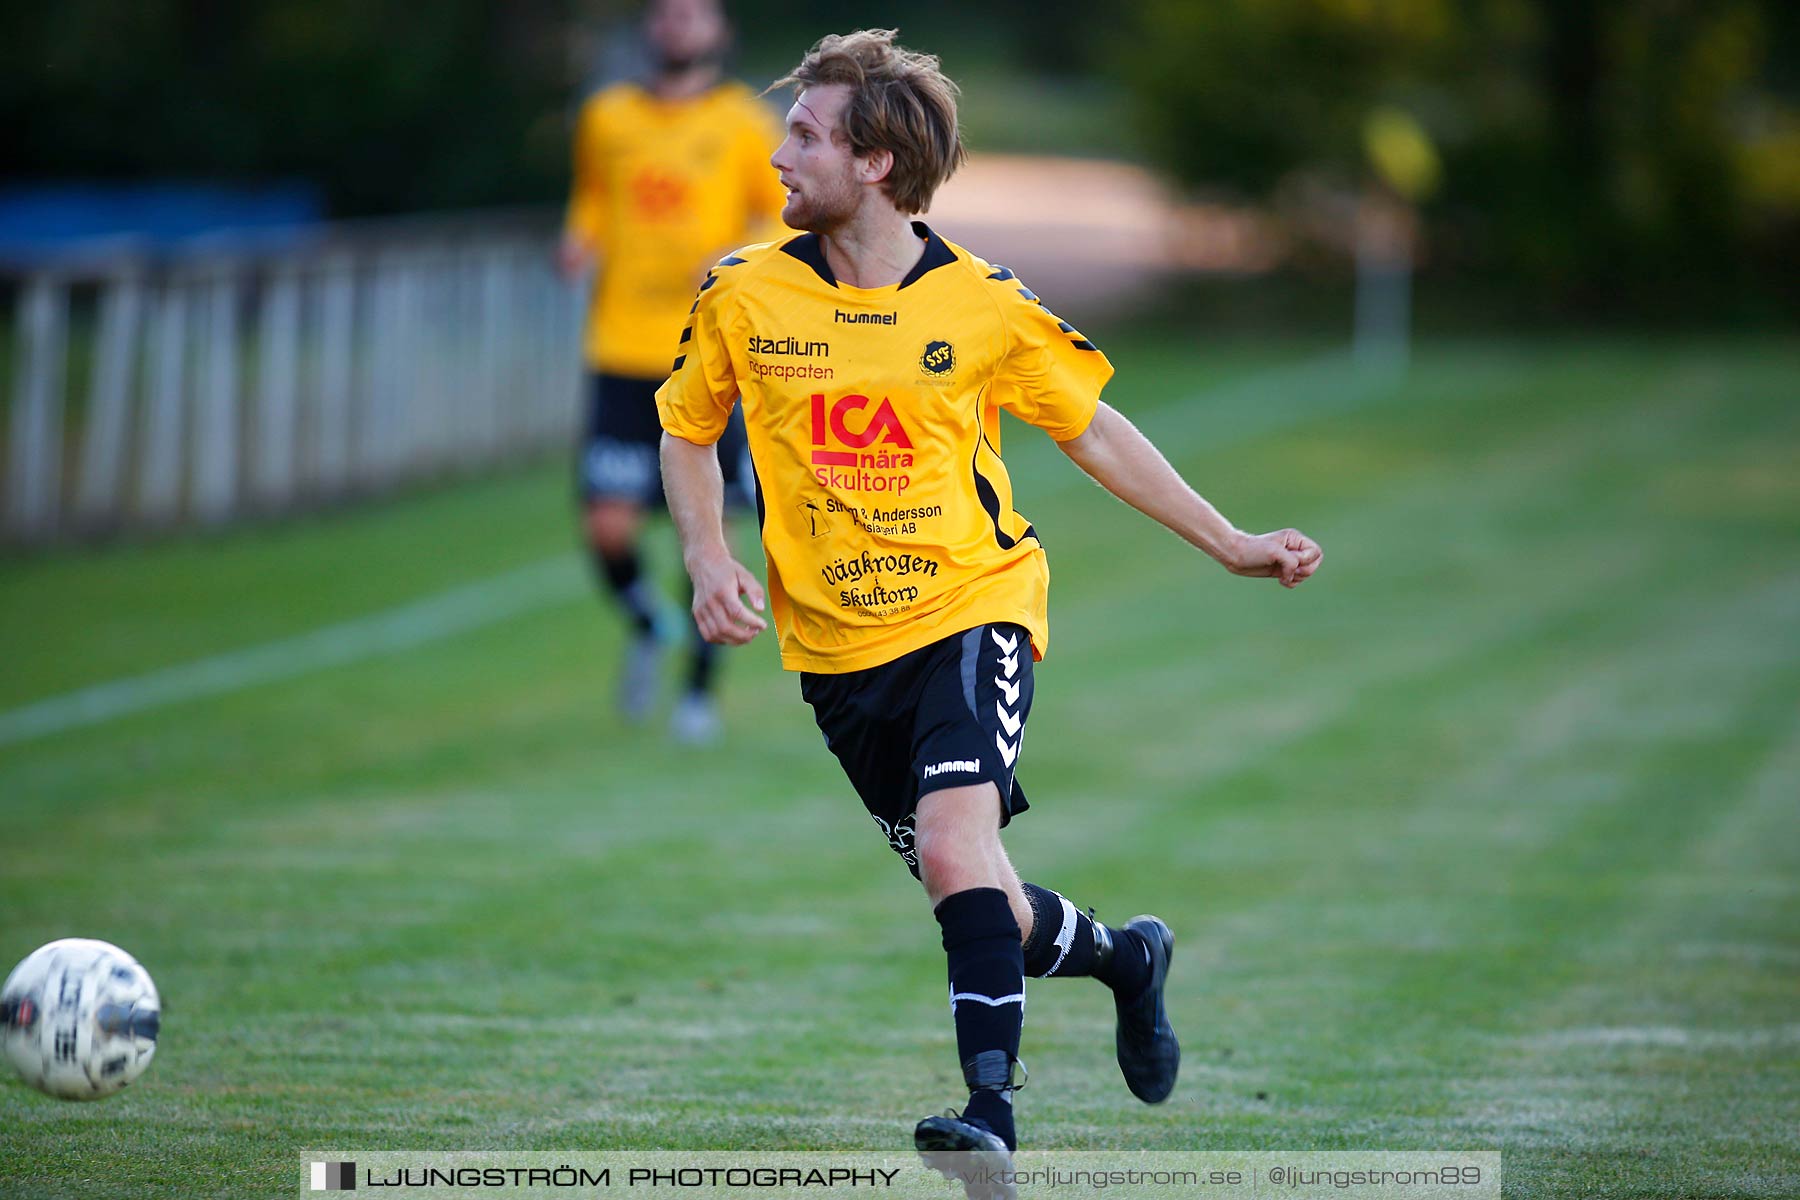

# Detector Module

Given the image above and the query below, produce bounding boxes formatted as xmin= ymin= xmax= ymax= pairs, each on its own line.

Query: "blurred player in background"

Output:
xmin=560 ymin=0 xmax=785 ymax=743
xmin=659 ymin=28 xmax=1322 ymax=1183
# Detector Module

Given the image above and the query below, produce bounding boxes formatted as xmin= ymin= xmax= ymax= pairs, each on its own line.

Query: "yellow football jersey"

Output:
xmin=657 ymin=224 xmax=1114 ymax=673
xmin=564 ymin=81 xmax=787 ymax=380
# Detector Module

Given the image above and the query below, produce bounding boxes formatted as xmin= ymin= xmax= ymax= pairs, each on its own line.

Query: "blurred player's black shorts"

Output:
xmin=578 ymin=371 xmax=753 ymax=510
xmin=801 ymin=622 xmax=1034 ymax=878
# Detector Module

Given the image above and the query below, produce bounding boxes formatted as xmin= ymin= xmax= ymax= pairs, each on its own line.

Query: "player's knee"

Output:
xmin=585 ymin=502 xmax=640 ymax=555
xmin=913 ymin=828 xmax=969 ymax=896
xmin=914 ymin=785 xmax=1004 ymax=897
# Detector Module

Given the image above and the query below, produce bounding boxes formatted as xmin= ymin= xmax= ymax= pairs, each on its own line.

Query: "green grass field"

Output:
xmin=2 ymin=335 xmax=1797 ymax=1199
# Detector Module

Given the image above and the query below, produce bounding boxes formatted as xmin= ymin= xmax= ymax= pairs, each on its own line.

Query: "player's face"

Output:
xmin=771 ymin=85 xmax=862 ymax=233
xmin=646 ymin=0 xmax=726 ymax=70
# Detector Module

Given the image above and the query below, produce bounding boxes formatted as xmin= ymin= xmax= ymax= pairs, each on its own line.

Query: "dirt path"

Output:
xmin=927 ymin=154 xmax=1277 ymax=322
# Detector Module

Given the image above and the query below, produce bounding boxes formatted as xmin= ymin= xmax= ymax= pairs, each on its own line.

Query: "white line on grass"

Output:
xmin=0 ymin=556 xmax=587 ymax=748
xmin=1515 ymin=1025 xmax=1800 ymax=1051
xmin=0 ymin=353 xmax=1396 ymax=751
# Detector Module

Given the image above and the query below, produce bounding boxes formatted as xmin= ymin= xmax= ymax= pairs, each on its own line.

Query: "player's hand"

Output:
xmin=690 ymin=555 xmax=768 ymax=645
xmin=1226 ymin=528 xmax=1323 ymax=588
xmin=557 ymin=234 xmax=592 ymax=280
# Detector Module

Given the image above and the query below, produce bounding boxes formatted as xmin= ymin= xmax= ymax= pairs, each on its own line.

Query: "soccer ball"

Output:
xmin=1 ymin=939 xmax=161 ymax=1100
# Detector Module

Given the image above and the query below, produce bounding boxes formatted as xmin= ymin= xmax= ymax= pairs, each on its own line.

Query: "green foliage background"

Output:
xmin=1122 ymin=0 xmax=1800 ymax=315
xmin=3 ymin=0 xmax=1797 ymax=313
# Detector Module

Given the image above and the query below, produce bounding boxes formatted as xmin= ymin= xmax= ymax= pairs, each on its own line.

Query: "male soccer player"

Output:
xmin=561 ymin=0 xmax=785 ymax=742
xmin=657 ymin=28 xmax=1323 ymax=1171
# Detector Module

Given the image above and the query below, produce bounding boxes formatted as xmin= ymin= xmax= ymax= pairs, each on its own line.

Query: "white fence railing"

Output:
xmin=2 ymin=210 xmax=583 ymax=545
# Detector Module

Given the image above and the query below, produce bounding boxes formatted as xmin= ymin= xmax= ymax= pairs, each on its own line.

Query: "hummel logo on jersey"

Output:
xmin=834 ymin=309 xmax=896 ymax=325
xmin=924 ymin=759 xmax=981 ymax=779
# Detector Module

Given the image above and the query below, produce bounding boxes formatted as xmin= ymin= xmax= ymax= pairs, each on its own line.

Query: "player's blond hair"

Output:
xmin=770 ymin=28 xmax=967 ymax=215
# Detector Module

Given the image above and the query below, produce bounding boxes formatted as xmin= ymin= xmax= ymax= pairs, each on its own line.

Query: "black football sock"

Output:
xmin=1020 ymin=882 xmax=1153 ymax=998
xmin=1094 ymin=923 xmax=1153 ymax=999
xmin=594 ymin=547 xmax=657 ymax=636
xmin=934 ymin=887 xmax=1024 ymax=1151
xmin=686 ymin=635 xmax=718 ymax=695
xmin=685 ymin=582 xmax=718 ymax=694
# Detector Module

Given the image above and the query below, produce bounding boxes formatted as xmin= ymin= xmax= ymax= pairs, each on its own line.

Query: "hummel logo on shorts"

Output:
xmin=924 ymin=759 xmax=982 ymax=779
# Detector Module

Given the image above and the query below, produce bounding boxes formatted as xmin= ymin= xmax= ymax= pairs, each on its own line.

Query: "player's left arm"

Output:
xmin=663 ymin=433 xmax=767 ymax=644
xmin=987 ymin=265 xmax=1320 ymax=587
xmin=1056 ymin=404 xmax=1323 ymax=587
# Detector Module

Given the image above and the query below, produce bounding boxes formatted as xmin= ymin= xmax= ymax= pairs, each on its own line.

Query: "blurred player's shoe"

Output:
xmin=669 ymin=692 xmax=722 ymax=746
xmin=1114 ymin=914 xmax=1179 ymax=1103
xmin=617 ymin=632 xmax=663 ymax=723
xmin=914 ymin=1112 xmax=1015 ymax=1200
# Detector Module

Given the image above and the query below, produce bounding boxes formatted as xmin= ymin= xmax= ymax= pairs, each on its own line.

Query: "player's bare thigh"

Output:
xmin=914 ymin=782 xmax=1033 ymax=939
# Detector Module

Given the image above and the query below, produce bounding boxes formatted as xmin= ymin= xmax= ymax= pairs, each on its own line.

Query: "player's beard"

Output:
xmin=656 ymin=46 xmax=721 ymax=75
xmin=784 ymin=162 xmax=860 ymax=234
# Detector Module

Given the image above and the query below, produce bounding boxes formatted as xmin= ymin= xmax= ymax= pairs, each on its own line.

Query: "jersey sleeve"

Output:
xmin=655 ymin=256 xmax=745 ymax=444
xmin=988 ymin=267 xmax=1113 ymax=441
xmin=563 ymin=95 xmax=609 ymax=250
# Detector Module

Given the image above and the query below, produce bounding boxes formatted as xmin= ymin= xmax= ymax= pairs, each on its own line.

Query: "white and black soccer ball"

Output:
xmin=1 ymin=938 xmax=161 ymax=1100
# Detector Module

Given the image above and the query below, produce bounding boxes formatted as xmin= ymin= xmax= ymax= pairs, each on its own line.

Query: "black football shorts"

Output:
xmin=801 ymin=622 xmax=1034 ymax=877
xmin=577 ymin=371 xmax=753 ymax=509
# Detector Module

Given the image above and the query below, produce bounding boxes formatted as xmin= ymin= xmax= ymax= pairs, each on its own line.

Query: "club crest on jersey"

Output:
xmin=628 ymin=167 xmax=689 ymax=219
xmin=809 ymin=392 xmax=915 ymax=497
xmin=920 ymin=340 xmax=955 ymax=376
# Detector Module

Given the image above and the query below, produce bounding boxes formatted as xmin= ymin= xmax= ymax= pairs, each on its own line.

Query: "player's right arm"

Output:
xmin=658 ymin=257 xmax=767 ymax=644
xmin=662 ymin=436 xmax=766 ymax=644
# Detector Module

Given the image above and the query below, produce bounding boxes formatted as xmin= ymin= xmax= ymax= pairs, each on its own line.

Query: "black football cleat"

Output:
xmin=915 ymin=1112 xmax=1016 ymax=1200
xmin=1114 ymin=914 xmax=1179 ymax=1103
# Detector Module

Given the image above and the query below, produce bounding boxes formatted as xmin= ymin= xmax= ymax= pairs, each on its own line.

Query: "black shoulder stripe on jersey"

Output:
xmin=898 ymin=222 xmax=957 ymax=288
xmin=717 ymin=254 xmax=747 ymax=267
xmin=679 ymin=326 xmax=691 ymax=344
xmin=1048 ymin=312 xmax=1097 ymax=350
xmin=992 ymin=265 xmax=1093 ymax=350
xmin=698 ymin=273 xmax=720 ymax=293
xmin=671 ymin=354 xmax=687 ymax=372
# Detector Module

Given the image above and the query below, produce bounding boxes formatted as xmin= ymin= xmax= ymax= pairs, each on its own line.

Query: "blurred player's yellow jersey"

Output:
xmin=564 ymin=81 xmax=786 ymax=380
xmin=657 ymin=224 xmax=1113 ymax=673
